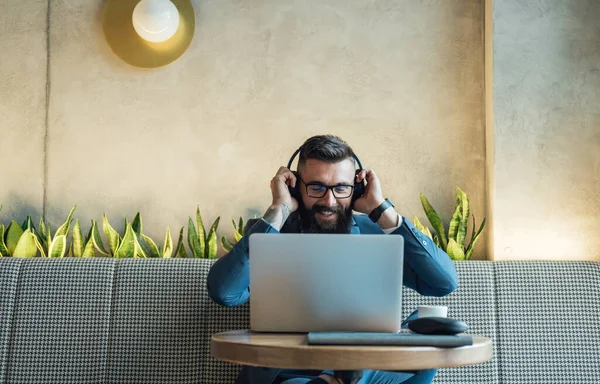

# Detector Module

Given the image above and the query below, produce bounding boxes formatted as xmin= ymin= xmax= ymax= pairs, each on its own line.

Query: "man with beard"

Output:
xmin=207 ymin=135 xmax=458 ymax=384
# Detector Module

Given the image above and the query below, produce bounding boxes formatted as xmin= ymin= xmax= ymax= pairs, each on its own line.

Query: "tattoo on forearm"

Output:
xmin=262 ymin=204 xmax=291 ymax=230
xmin=280 ymin=204 xmax=290 ymax=222
xmin=263 ymin=207 xmax=279 ymax=226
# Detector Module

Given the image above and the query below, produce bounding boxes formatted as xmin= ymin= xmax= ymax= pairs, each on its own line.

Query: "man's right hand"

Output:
xmin=270 ymin=167 xmax=299 ymax=211
xmin=262 ymin=167 xmax=299 ymax=231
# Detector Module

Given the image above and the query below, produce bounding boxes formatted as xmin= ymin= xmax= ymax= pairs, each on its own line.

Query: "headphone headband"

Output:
xmin=287 ymin=148 xmax=363 ymax=171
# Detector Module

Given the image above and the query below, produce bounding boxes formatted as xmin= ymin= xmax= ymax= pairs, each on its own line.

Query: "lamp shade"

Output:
xmin=132 ymin=0 xmax=180 ymax=43
xmin=102 ymin=0 xmax=195 ymax=68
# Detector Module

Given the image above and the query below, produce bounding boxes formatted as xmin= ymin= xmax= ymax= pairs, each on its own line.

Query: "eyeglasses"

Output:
xmin=298 ymin=176 xmax=354 ymax=199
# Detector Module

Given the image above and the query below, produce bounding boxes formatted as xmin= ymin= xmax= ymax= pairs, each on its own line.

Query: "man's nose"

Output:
xmin=320 ymin=189 xmax=337 ymax=206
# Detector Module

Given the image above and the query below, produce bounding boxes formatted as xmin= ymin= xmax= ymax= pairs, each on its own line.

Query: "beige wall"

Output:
xmin=3 ymin=0 xmax=599 ymax=261
xmin=1 ymin=0 xmax=487 ymax=258
xmin=0 ymin=0 xmax=47 ymax=221
xmin=491 ymin=0 xmax=600 ymax=260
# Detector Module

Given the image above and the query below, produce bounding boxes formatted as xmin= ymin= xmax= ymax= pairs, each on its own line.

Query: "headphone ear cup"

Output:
xmin=352 ymin=170 xmax=365 ymax=204
xmin=289 ymin=171 xmax=301 ymax=201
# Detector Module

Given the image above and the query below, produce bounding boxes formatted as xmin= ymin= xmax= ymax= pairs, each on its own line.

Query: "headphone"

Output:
xmin=286 ymin=148 xmax=366 ymax=205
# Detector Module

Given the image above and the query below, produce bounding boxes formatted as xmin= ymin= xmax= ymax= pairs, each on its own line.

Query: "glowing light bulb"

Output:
xmin=132 ymin=0 xmax=180 ymax=43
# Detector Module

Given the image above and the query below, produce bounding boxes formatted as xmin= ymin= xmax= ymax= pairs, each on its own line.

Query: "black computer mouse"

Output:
xmin=407 ymin=317 xmax=468 ymax=335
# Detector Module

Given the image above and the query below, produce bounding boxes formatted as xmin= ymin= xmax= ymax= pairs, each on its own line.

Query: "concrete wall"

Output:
xmin=0 ymin=0 xmax=47 ymax=221
xmin=492 ymin=0 xmax=600 ymax=260
xmin=1 ymin=0 xmax=487 ymax=258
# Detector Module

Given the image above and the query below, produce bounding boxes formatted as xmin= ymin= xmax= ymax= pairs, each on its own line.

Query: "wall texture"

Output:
xmin=1 ymin=0 xmax=486 ymax=258
xmin=492 ymin=0 xmax=600 ymax=260
xmin=0 ymin=0 xmax=47 ymax=221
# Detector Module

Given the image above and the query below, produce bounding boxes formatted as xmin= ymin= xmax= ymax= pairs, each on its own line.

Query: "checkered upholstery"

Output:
xmin=0 ymin=258 xmax=598 ymax=384
xmin=403 ymin=261 xmax=499 ymax=384
xmin=495 ymin=261 xmax=600 ymax=384
xmin=0 ymin=258 xmax=22 ymax=384
xmin=3 ymin=258 xmax=114 ymax=384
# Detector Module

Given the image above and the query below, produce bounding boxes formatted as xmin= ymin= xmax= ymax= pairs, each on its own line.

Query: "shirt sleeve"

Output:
xmin=381 ymin=213 xmax=403 ymax=234
xmin=393 ymin=216 xmax=458 ymax=296
xmin=206 ymin=218 xmax=278 ymax=307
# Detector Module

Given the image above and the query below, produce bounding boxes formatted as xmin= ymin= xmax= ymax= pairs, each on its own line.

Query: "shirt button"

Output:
xmin=422 ymin=240 xmax=427 ymax=245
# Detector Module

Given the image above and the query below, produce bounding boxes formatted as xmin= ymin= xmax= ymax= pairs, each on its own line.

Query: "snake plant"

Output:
xmin=102 ymin=213 xmax=173 ymax=258
xmin=221 ymin=217 xmax=246 ymax=252
xmin=186 ymin=206 xmax=220 ymax=259
xmin=0 ymin=206 xmax=76 ymax=258
xmin=415 ymin=187 xmax=486 ymax=260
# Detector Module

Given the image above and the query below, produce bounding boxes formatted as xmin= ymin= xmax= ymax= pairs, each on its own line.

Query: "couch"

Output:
xmin=0 ymin=258 xmax=598 ymax=383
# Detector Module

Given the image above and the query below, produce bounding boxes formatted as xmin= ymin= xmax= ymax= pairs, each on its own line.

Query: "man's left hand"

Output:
xmin=352 ymin=168 xmax=385 ymax=214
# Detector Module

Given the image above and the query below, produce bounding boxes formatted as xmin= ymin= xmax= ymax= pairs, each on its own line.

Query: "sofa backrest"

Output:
xmin=0 ymin=258 xmax=246 ymax=384
xmin=403 ymin=261 xmax=499 ymax=384
xmin=494 ymin=261 xmax=600 ymax=384
xmin=0 ymin=258 xmax=599 ymax=384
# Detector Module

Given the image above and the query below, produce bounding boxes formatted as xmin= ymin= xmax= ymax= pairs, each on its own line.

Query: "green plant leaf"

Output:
xmin=221 ymin=236 xmax=233 ymax=252
xmin=6 ymin=220 xmax=24 ymax=256
xmin=103 ymin=214 xmax=121 ymax=255
xmin=21 ymin=216 xmax=33 ymax=232
xmin=465 ymin=216 xmax=486 ymax=260
xmin=412 ymin=216 xmax=428 ymax=236
xmin=206 ymin=229 xmax=218 ymax=259
xmin=196 ymin=207 xmax=206 ymax=257
xmin=0 ymin=225 xmax=8 ymax=256
xmin=72 ymin=219 xmax=84 ymax=257
xmin=82 ymin=238 xmax=96 ymax=258
xmin=133 ymin=235 xmax=147 ymax=258
xmin=447 ymin=238 xmax=465 ymax=261
xmin=206 ymin=217 xmax=220 ymax=259
xmin=115 ymin=223 xmax=136 ymax=258
xmin=456 ymin=187 xmax=470 ymax=248
xmin=48 ymin=235 xmax=67 ymax=258
xmin=37 ymin=218 xmax=48 ymax=249
xmin=187 ymin=217 xmax=201 ymax=258
xmin=162 ymin=227 xmax=173 ymax=258
xmin=419 ymin=193 xmax=448 ymax=250
xmin=175 ymin=227 xmax=188 ymax=258
xmin=433 ymin=234 xmax=441 ymax=248
xmin=44 ymin=223 xmax=51 ymax=251
xmin=448 ymin=203 xmax=461 ymax=243
xmin=142 ymin=235 xmax=160 ymax=258
xmin=33 ymin=232 xmax=46 ymax=257
xmin=422 ymin=226 xmax=433 ymax=240
xmin=131 ymin=213 xmax=142 ymax=237
xmin=13 ymin=230 xmax=39 ymax=257
xmin=91 ymin=220 xmax=109 ymax=256
xmin=54 ymin=205 xmax=76 ymax=238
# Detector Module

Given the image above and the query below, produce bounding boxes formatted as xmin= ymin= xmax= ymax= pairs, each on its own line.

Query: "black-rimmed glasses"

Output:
xmin=298 ymin=176 xmax=354 ymax=199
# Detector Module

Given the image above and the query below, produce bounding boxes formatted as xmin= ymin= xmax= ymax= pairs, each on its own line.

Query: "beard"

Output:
xmin=298 ymin=201 xmax=353 ymax=234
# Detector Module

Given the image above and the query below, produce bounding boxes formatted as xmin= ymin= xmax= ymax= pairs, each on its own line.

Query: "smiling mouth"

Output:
xmin=317 ymin=211 xmax=336 ymax=218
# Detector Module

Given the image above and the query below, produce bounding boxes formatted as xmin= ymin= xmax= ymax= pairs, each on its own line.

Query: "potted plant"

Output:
xmin=415 ymin=187 xmax=486 ymax=260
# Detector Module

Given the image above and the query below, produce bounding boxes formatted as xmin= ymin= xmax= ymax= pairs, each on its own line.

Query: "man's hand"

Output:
xmin=352 ymin=168 xmax=385 ymax=214
xmin=262 ymin=167 xmax=299 ymax=231
xmin=353 ymin=168 xmax=401 ymax=229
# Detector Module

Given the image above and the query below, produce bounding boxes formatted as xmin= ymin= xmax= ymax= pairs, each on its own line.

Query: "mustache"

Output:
xmin=311 ymin=204 xmax=345 ymax=214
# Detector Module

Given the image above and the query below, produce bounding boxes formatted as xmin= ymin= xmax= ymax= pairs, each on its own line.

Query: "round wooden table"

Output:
xmin=211 ymin=330 xmax=493 ymax=384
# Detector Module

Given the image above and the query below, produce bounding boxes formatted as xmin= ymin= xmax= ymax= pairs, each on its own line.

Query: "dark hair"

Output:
xmin=297 ymin=135 xmax=355 ymax=170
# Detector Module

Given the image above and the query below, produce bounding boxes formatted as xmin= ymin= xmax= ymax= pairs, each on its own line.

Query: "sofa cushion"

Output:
xmin=199 ymin=262 xmax=249 ymax=384
xmin=403 ymin=261 xmax=499 ymax=384
xmin=0 ymin=258 xmax=21 ymax=383
xmin=2 ymin=258 xmax=114 ymax=384
xmin=495 ymin=261 xmax=600 ymax=384
xmin=107 ymin=258 xmax=210 ymax=384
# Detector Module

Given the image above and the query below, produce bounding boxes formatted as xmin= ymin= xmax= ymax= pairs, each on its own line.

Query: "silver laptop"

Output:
xmin=249 ymin=233 xmax=404 ymax=333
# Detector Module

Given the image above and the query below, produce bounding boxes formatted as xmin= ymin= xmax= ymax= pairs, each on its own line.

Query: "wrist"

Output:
xmin=368 ymin=198 xmax=394 ymax=223
xmin=378 ymin=209 xmax=401 ymax=230
xmin=366 ymin=198 xmax=386 ymax=215
xmin=263 ymin=203 xmax=292 ymax=231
